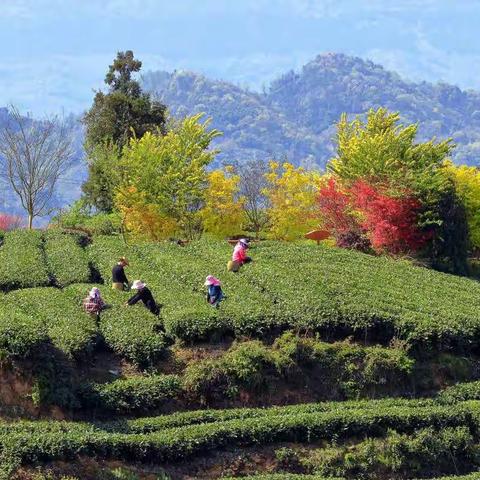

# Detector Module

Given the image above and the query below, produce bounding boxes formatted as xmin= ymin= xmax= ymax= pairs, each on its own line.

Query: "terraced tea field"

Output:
xmin=1 ymin=230 xmax=480 ymax=479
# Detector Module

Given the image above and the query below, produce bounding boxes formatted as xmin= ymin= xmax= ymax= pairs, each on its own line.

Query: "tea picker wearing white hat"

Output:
xmin=83 ymin=287 xmax=107 ymax=319
xmin=125 ymin=280 xmax=161 ymax=316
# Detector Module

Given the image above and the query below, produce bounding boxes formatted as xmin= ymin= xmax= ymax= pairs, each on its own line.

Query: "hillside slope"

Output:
xmin=3 ymin=231 xmax=480 ymax=478
xmin=143 ymin=53 xmax=480 ymax=168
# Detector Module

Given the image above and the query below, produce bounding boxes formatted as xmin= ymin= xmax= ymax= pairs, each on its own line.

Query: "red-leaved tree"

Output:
xmin=317 ymin=178 xmax=370 ymax=251
xmin=351 ymin=180 xmax=429 ymax=254
xmin=0 ymin=213 xmax=23 ymax=231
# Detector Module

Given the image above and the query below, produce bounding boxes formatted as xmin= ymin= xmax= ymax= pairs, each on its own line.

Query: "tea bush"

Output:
xmin=295 ymin=426 xmax=478 ymax=477
xmin=0 ymin=305 xmax=47 ymax=358
xmin=439 ymin=381 xmax=480 ymax=403
xmin=0 ymin=230 xmax=50 ymax=291
xmin=2 ymin=287 xmax=97 ymax=358
xmin=79 ymin=374 xmax=182 ymax=413
xmin=0 ymin=400 xmax=479 ymax=477
xmin=87 ymin=236 xmax=480 ymax=350
xmin=44 ymin=231 xmax=91 ymax=287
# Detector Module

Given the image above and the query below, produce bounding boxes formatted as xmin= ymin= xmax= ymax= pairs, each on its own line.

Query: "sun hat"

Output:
xmin=131 ymin=280 xmax=146 ymax=290
xmin=89 ymin=287 xmax=100 ymax=298
xmin=204 ymin=275 xmax=221 ymax=286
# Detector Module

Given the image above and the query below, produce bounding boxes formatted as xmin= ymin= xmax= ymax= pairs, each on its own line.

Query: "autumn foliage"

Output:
xmin=351 ymin=181 xmax=429 ymax=254
xmin=0 ymin=213 xmax=22 ymax=231
xmin=264 ymin=161 xmax=320 ymax=240
xmin=201 ymin=168 xmax=244 ymax=238
xmin=318 ymin=179 xmax=428 ymax=254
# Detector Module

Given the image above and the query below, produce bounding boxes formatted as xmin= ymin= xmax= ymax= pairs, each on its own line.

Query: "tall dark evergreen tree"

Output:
xmin=82 ymin=51 xmax=167 ymax=212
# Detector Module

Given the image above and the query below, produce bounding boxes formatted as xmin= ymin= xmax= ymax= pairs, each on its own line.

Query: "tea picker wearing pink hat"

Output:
xmin=228 ymin=238 xmax=253 ymax=272
xmin=125 ymin=280 xmax=161 ymax=316
xmin=205 ymin=275 xmax=224 ymax=308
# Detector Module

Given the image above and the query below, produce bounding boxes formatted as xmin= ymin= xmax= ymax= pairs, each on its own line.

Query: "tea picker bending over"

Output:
xmin=205 ymin=275 xmax=224 ymax=308
xmin=228 ymin=238 xmax=252 ymax=272
xmin=112 ymin=257 xmax=129 ymax=291
xmin=83 ymin=287 xmax=107 ymax=319
xmin=125 ymin=280 xmax=161 ymax=316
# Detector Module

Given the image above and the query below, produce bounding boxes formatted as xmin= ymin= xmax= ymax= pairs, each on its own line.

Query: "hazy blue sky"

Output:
xmin=0 ymin=0 xmax=478 ymax=115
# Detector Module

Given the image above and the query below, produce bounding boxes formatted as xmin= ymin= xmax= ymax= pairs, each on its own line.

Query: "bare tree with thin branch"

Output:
xmin=229 ymin=159 xmax=270 ymax=238
xmin=0 ymin=106 xmax=75 ymax=229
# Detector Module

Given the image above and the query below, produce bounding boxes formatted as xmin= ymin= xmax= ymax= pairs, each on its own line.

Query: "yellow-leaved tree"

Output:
xmin=444 ymin=160 xmax=480 ymax=250
xmin=264 ymin=161 xmax=321 ymax=240
xmin=201 ymin=167 xmax=245 ymax=238
xmin=115 ymin=185 xmax=177 ymax=242
xmin=115 ymin=113 xmax=221 ymax=241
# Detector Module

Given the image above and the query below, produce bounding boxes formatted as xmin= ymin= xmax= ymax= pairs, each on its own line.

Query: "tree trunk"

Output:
xmin=28 ymin=213 xmax=33 ymax=230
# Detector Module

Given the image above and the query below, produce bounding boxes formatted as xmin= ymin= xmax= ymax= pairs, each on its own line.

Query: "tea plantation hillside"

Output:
xmin=3 ymin=230 xmax=480 ymax=479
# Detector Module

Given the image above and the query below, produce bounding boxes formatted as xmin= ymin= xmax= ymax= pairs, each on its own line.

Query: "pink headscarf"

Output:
xmin=204 ymin=275 xmax=221 ymax=286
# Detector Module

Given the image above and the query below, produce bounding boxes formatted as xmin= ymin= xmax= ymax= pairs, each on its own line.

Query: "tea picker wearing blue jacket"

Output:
xmin=205 ymin=275 xmax=224 ymax=308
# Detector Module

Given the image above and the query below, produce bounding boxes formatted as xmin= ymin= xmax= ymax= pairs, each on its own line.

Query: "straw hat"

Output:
xmin=131 ymin=280 xmax=146 ymax=290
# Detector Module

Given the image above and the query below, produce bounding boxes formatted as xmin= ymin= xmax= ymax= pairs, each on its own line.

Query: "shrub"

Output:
xmin=4 ymin=286 xmax=98 ymax=359
xmin=304 ymin=427 xmax=478 ymax=478
xmin=79 ymin=375 xmax=182 ymax=413
xmin=0 ymin=400 xmax=477 ymax=474
xmin=439 ymin=381 xmax=480 ymax=403
xmin=183 ymin=340 xmax=275 ymax=402
xmin=0 ymin=308 xmax=47 ymax=358
xmin=0 ymin=230 xmax=50 ymax=291
xmin=44 ymin=231 xmax=91 ymax=287
xmin=182 ymin=334 xmax=413 ymax=403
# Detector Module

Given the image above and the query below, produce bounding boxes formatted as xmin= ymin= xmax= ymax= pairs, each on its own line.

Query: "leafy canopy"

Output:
xmin=264 ymin=161 xmax=320 ymax=241
xmin=116 ymin=113 xmax=221 ymax=240
xmin=201 ymin=167 xmax=245 ymax=238
xmin=445 ymin=161 xmax=480 ymax=250
xmin=329 ymin=108 xmax=453 ymax=197
xmin=82 ymin=51 xmax=167 ymax=212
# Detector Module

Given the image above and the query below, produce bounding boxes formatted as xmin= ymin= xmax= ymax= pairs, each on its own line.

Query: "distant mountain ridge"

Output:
xmin=2 ymin=52 xmax=480 ymax=222
xmin=143 ymin=52 xmax=480 ymax=168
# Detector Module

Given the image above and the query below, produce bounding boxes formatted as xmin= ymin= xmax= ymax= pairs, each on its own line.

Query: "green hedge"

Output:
xmin=3 ymin=286 xmax=98 ymax=359
xmin=221 ymin=476 xmax=343 ymax=480
xmin=79 ymin=374 xmax=182 ymax=413
xmin=0 ymin=230 xmax=50 ymax=291
xmin=44 ymin=231 xmax=91 ymax=287
xmin=0 ymin=283 xmax=169 ymax=364
xmin=87 ymin=237 xmax=480 ymax=349
xmin=63 ymin=284 xmax=169 ymax=366
xmin=0 ymin=305 xmax=47 ymax=358
xmin=439 ymin=381 xmax=480 ymax=403
xmin=2 ymin=232 xmax=480 ymax=350
xmin=0 ymin=401 xmax=479 ymax=476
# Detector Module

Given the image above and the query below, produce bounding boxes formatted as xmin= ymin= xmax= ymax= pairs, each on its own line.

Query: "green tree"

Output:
xmin=329 ymin=108 xmax=468 ymax=273
xmin=329 ymin=108 xmax=453 ymax=198
xmin=81 ymin=141 xmax=121 ymax=213
xmin=116 ymin=114 xmax=221 ymax=240
xmin=82 ymin=51 xmax=167 ymax=212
